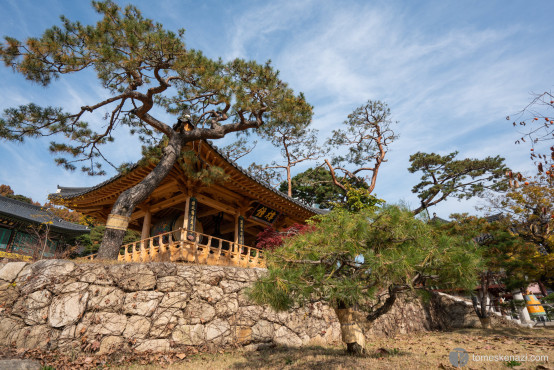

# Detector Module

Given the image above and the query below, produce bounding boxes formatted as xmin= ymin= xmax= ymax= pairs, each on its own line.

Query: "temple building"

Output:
xmin=50 ymin=140 xmax=323 ymax=267
xmin=0 ymin=195 xmax=89 ymax=259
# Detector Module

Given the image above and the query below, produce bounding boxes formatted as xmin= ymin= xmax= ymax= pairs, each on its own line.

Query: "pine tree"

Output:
xmin=408 ymin=151 xmax=508 ymax=215
xmin=249 ymin=205 xmax=482 ymax=354
xmin=0 ymin=1 xmax=311 ymax=258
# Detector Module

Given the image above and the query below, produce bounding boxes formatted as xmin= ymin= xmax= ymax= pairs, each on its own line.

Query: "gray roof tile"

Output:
xmin=0 ymin=195 xmax=90 ymax=235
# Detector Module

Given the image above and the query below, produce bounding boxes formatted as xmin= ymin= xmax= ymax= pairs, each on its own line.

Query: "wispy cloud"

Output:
xmin=1 ymin=0 xmax=554 ymax=217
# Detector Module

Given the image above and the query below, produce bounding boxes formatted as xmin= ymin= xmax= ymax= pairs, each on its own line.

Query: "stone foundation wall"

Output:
xmin=0 ymin=260 xmax=481 ymax=354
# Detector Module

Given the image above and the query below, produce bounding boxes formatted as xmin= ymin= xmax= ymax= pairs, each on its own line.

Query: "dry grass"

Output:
xmin=115 ymin=327 xmax=554 ymax=370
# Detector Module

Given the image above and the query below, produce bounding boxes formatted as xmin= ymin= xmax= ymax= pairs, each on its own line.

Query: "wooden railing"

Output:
xmin=80 ymin=228 xmax=266 ymax=268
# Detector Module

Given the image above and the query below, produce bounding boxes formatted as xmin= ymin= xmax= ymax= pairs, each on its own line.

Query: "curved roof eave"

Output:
xmin=0 ymin=195 xmax=90 ymax=235
xmin=49 ymin=140 xmax=325 ymax=215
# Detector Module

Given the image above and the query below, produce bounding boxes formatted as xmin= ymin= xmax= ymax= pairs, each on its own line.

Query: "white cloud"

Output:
xmin=2 ymin=0 xmax=554 ymax=217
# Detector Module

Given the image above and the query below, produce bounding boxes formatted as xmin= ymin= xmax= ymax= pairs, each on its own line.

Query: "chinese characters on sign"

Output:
xmin=238 ymin=216 xmax=245 ymax=245
xmin=250 ymin=203 xmax=279 ymax=224
xmin=187 ymin=197 xmax=197 ymax=241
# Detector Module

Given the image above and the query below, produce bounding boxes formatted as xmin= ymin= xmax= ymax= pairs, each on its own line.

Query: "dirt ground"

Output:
xmin=1 ymin=327 xmax=553 ymax=369
xmin=150 ymin=327 xmax=554 ymax=370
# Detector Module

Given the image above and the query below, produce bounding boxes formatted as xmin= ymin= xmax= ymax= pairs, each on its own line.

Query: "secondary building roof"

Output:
xmin=0 ymin=195 xmax=90 ymax=236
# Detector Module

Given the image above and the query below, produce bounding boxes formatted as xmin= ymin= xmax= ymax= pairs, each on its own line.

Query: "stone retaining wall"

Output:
xmin=0 ymin=260 xmax=482 ymax=354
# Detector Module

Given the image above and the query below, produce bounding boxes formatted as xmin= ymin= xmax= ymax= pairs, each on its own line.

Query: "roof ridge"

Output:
xmin=0 ymin=195 xmax=89 ymax=233
xmin=0 ymin=194 xmax=46 ymax=211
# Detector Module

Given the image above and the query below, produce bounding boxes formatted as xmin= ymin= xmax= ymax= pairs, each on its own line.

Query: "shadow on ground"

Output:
xmin=228 ymin=345 xmax=409 ymax=370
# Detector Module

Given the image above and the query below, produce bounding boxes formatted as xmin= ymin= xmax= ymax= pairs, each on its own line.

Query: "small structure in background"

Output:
xmin=0 ymin=195 xmax=90 ymax=260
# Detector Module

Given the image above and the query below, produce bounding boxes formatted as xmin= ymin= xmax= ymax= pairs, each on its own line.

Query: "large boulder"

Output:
xmin=273 ymin=325 xmax=303 ymax=347
xmin=88 ymin=285 xmax=125 ymax=311
xmin=172 ymin=323 xmax=205 ymax=345
xmin=123 ymin=291 xmax=164 ymax=316
xmin=252 ymin=320 xmax=274 ymax=342
xmin=98 ymin=335 xmax=124 ymax=355
xmin=77 ymin=312 xmax=127 ymax=336
xmin=204 ymin=318 xmax=231 ymax=344
xmin=76 ymin=265 xmax=113 ymax=285
xmin=48 ymin=291 xmax=89 ymax=328
xmin=51 ymin=281 xmax=89 ymax=295
xmin=156 ymin=275 xmax=191 ymax=292
xmin=214 ymin=295 xmax=238 ymax=317
xmin=110 ymin=264 xmax=156 ymax=291
xmin=25 ymin=290 xmax=53 ymax=309
xmin=236 ymin=306 xmax=263 ymax=326
xmin=196 ymin=283 xmax=224 ymax=303
xmin=159 ymin=292 xmax=189 ymax=309
xmin=150 ymin=307 xmax=183 ymax=337
xmin=134 ymin=339 xmax=170 ymax=352
xmin=183 ymin=299 xmax=215 ymax=324
xmin=33 ymin=260 xmax=75 ymax=278
xmin=13 ymin=324 xmax=60 ymax=350
xmin=0 ymin=262 xmax=28 ymax=282
xmin=122 ymin=315 xmax=151 ymax=339
xmin=0 ymin=283 xmax=19 ymax=309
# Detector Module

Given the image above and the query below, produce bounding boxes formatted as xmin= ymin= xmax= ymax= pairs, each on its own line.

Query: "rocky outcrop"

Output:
xmin=0 ymin=259 xmax=480 ymax=353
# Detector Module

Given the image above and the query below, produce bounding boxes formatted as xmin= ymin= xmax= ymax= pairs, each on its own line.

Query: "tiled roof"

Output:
xmin=52 ymin=140 xmax=325 ymax=215
xmin=0 ymin=195 xmax=90 ymax=235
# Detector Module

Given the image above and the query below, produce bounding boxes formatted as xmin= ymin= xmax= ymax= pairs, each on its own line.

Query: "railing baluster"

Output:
xmin=213 ymin=238 xmax=223 ymax=266
xmin=116 ymin=227 xmax=265 ymax=268
xmin=140 ymin=239 xmax=146 ymax=262
xmin=252 ymin=247 xmax=259 ymax=268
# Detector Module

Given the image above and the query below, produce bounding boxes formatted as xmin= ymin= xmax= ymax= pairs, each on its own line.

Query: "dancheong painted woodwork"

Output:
xmin=51 ymin=139 xmax=324 ymax=268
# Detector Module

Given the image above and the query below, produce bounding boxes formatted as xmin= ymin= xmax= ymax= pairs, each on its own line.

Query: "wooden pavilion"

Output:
xmin=50 ymin=140 xmax=322 ymax=268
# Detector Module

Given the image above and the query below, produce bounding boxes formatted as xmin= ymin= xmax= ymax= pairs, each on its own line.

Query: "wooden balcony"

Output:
xmin=83 ymin=228 xmax=266 ymax=268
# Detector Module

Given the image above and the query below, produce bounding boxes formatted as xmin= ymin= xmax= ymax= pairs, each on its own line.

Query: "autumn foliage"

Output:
xmin=255 ymin=223 xmax=315 ymax=251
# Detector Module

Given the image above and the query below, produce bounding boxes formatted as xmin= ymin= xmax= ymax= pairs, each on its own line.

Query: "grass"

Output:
xmin=110 ymin=327 xmax=553 ymax=369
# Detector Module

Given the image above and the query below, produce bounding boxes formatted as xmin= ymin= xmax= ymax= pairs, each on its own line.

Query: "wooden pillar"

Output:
xmin=141 ymin=210 xmax=151 ymax=241
xmin=183 ymin=196 xmax=198 ymax=241
xmin=183 ymin=197 xmax=191 ymax=230
xmin=234 ymin=215 xmax=239 ymax=244
xmin=181 ymin=196 xmax=191 ymax=242
xmin=234 ymin=215 xmax=245 ymax=245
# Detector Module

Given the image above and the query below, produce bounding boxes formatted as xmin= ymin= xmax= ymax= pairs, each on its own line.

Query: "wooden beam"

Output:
xmin=131 ymin=193 xmax=187 ymax=221
xmin=247 ymin=217 xmax=272 ymax=229
xmin=75 ymin=206 xmax=104 ymax=212
xmin=197 ymin=208 xmax=224 ymax=219
xmin=195 ymin=193 xmax=238 ymax=215
xmin=244 ymin=227 xmax=262 ymax=236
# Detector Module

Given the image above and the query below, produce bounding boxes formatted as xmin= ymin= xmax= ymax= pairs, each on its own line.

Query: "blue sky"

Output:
xmin=1 ymin=0 xmax=553 ymax=218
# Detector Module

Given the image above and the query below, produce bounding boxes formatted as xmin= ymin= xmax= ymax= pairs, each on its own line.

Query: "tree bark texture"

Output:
xmin=365 ymin=288 xmax=398 ymax=322
xmin=335 ymin=306 xmax=366 ymax=355
xmin=479 ymin=316 xmax=492 ymax=329
xmin=479 ymin=273 xmax=490 ymax=319
xmin=286 ymin=166 xmax=292 ymax=197
xmin=471 ymin=274 xmax=491 ymax=326
xmin=97 ymin=134 xmax=184 ymax=259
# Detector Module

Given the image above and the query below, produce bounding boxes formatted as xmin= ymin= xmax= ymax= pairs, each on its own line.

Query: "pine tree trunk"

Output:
xmin=97 ymin=134 xmax=183 ymax=259
xmin=286 ymin=166 xmax=292 ymax=197
xmin=479 ymin=316 xmax=492 ymax=329
xmin=335 ymin=306 xmax=366 ymax=355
